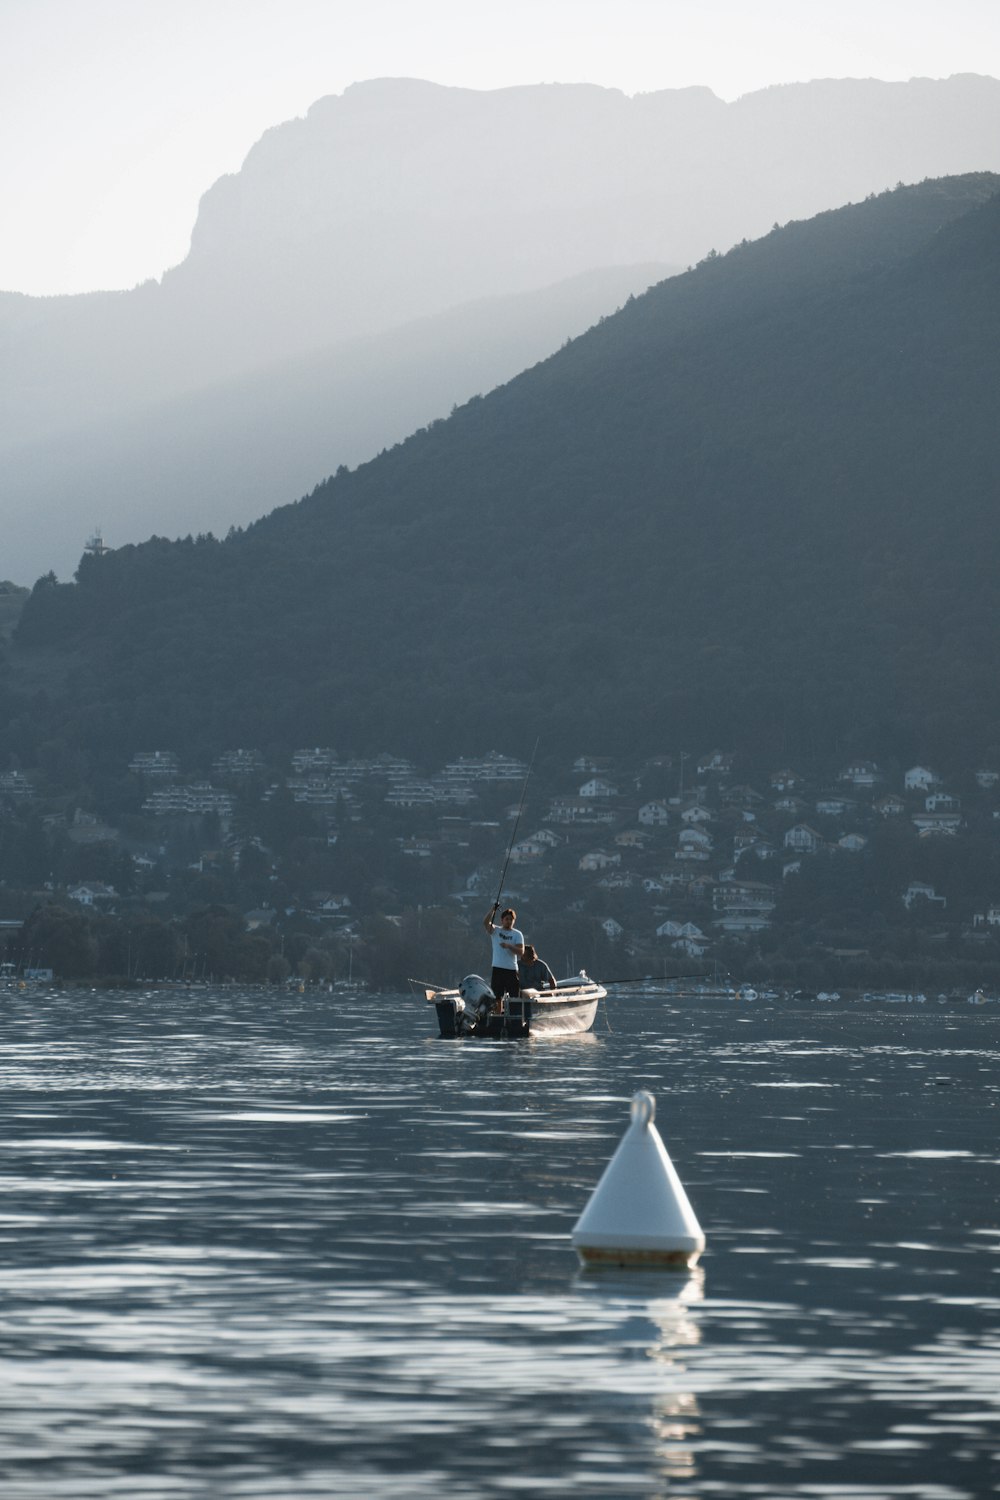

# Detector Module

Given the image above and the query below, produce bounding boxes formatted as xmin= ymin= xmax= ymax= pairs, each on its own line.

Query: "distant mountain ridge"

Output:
xmin=0 ymin=263 xmax=671 ymax=581
xmin=2 ymin=74 xmax=999 ymax=581
xmin=9 ymin=173 xmax=1000 ymax=778
xmin=169 ymin=75 xmax=1000 ymax=367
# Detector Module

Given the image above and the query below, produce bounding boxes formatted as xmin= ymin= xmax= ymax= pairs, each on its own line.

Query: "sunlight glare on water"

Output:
xmin=0 ymin=986 xmax=997 ymax=1497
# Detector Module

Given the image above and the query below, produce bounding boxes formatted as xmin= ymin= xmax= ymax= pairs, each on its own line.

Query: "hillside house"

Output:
xmin=434 ymin=781 xmax=476 ymax=806
xmin=129 ymin=750 xmax=180 ymax=778
xmin=838 ymin=760 xmax=880 ymax=788
xmin=579 ymin=850 xmax=621 ymax=872
xmin=0 ymin=771 xmax=34 ymax=800
xmin=675 ymin=827 xmax=712 ymax=862
xmin=213 ymin=749 xmax=265 ymax=778
xmin=509 ymin=836 xmax=550 ymax=863
xmin=601 ymin=918 xmax=624 ymax=941
xmin=638 ymin=800 xmax=670 ymax=827
xmin=615 ymin=829 xmax=650 ymax=849
xmin=547 ymin=797 xmax=616 ymax=825
xmin=142 ymin=783 xmax=234 ymax=817
xmin=286 ymin=777 xmax=351 ymax=808
xmin=816 ymin=796 xmax=855 ymax=817
xmin=975 ymin=770 xmax=999 ymax=789
xmin=655 ymin=919 xmax=707 ymax=941
xmin=784 ymin=824 xmax=823 ymax=853
xmin=737 ymin=837 xmax=778 ymax=863
xmin=902 ymin=881 xmax=946 ymax=909
xmin=680 ymin=804 xmax=712 ymax=826
xmin=68 ymin=882 xmax=117 ymax=907
xmin=399 ymin=837 xmax=434 ymax=858
xmin=291 ymin=748 xmax=337 ymax=773
xmin=579 ymin=777 xmax=619 ymax=799
xmin=673 ymin=934 xmax=710 ymax=957
xmin=244 ymin=908 xmax=277 ymax=930
xmin=655 ymin=919 xmax=682 ymax=937
xmin=912 ymin=812 xmax=961 ymax=836
xmin=713 ymin=910 xmax=772 ymax=936
xmin=770 ymin=769 xmax=802 ymax=792
xmin=314 ymin=893 xmax=351 ymax=915
xmin=697 ymin=751 xmax=734 ymax=775
xmin=905 ymin=766 xmax=940 ymax=792
xmin=926 ymin=792 xmax=960 ymax=812
xmin=837 ymin=833 xmax=868 ymax=852
xmin=442 ymin=752 xmax=527 ymax=783
xmin=712 ymin=876 xmax=776 ymax=932
xmin=573 ymin=756 xmax=614 ymax=776
xmin=973 ymin=905 xmax=1000 ymax=927
xmin=688 ymin=875 xmax=716 ymax=900
xmin=773 ymin=795 xmax=806 ymax=815
xmin=876 ymin=794 xmax=905 ymax=816
xmin=713 ymin=881 xmax=776 ymax=916
xmin=532 ymin=828 xmax=562 ymax=849
xmin=721 ymin=785 xmax=765 ymax=809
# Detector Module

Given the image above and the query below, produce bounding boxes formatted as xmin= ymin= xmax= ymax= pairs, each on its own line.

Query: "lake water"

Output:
xmin=0 ymin=986 xmax=997 ymax=1498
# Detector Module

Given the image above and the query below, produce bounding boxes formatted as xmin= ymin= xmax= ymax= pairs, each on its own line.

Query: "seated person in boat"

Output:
xmin=519 ymin=944 xmax=557 ymax=992
xmin=483 ymin=905 xmax=524 ymax=999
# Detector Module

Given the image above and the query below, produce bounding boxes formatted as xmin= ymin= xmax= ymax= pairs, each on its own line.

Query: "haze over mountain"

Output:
xmin=8 ymin=173 xmax=1000 ymax=779
xmin=3 ymin=74 xmax=999 ymax=583
xmin=0 ymin=263 xmax=669 ymax=581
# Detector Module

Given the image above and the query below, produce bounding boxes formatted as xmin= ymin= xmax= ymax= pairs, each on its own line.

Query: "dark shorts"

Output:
xmin=491 ymin=966 xmax=520 ymax=1000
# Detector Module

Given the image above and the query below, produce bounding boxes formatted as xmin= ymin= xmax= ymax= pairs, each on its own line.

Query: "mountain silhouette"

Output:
xmin=2 ymin=75 xmax=999 ymax=581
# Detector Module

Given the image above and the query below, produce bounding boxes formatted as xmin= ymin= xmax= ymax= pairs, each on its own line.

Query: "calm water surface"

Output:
xmin=0 ymin=987 xmax=997 ymax=1498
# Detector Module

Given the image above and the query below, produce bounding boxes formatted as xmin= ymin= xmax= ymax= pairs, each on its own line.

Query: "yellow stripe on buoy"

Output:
xmin=572 ymin=1090 xmax=705 ymax=1270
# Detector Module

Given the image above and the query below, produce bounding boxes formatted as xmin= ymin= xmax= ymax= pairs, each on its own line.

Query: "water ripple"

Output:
xmin=0 ymin=988 xmax=997 ymax=1498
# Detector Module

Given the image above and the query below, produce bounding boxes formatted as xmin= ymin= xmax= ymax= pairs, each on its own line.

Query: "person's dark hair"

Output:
xmin=522 ymin=944 xmax=537 ymax=963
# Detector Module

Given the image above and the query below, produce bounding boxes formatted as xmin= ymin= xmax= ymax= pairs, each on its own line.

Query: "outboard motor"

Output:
xmin=433 ymin=975 xmax=498 ymax=1039
xmin=459 ymin=974 xmax=495 ymax=1024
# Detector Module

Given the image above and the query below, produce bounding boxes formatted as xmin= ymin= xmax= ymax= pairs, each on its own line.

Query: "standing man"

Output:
xmin=483 ymin=905 xmax=524 ymax=1001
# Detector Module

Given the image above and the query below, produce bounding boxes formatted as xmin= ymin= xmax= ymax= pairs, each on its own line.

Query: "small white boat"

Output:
xmin=422 ymin=972 xmax=606 ymax=1039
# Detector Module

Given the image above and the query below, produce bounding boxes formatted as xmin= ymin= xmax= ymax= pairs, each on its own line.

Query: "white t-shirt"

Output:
xmin=490 ymin=924 xmax=523 ymax=971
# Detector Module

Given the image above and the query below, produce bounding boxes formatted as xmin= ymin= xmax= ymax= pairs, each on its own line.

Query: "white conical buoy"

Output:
xmin=572 ymin=1090 xmax=705 ymax=1269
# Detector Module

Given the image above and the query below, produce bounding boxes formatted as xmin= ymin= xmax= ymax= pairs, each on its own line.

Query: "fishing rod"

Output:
xmin=489 ymin=736 xmax=540 ymax=915
xmin=600 ymin=972 xmax=722 ymax=988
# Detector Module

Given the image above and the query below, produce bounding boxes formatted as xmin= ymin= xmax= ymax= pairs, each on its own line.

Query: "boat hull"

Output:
xmin=430 ymin=980 xmax=604 ymax=1039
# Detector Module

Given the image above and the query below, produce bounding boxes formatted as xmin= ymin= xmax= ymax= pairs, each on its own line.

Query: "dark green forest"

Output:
xmin=6 ymin=172 xmax=1000 ymax=776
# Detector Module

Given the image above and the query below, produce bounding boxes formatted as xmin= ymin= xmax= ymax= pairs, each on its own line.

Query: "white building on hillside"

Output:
xmin=905 ymin=766 xmax=940 ymax=792
xmin=579 ymin=777 xmax=619 ymax=799
xmin=784 ymin=824 xmax=823 ymax=853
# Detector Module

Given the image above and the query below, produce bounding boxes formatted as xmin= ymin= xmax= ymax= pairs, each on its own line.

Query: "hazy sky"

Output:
xmin=3 ymin=0 xmax=998 ymax=296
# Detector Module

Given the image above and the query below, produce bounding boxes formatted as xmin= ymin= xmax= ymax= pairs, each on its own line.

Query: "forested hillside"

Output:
xmin=7 ymin=173 xmax=1000 ymax=779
